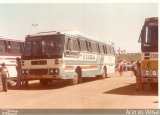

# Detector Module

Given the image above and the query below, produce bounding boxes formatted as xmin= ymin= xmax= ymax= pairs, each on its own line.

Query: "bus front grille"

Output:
xmin=30 ymin=69 xmax=48 ymax=75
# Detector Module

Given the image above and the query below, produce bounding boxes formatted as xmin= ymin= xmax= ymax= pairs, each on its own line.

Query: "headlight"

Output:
xmin=145 ymin=70 xmax=150 ymax=76
xmin=21 ymin=70 xmax=29 ymax=75
xmin=49 ymin=69 xmax=59 ymax=75
xmin=55 ymin=69 xmax=59 ymax=73
xmin=22 ymin=70 xmax=25 ymax=74
xmin=50 ymin=69 xmax=54 ymax=73
xmin=25 ymin=70 xmax=29 ymax=74
xmin=152 ymin=71 xmax=157 ymax=76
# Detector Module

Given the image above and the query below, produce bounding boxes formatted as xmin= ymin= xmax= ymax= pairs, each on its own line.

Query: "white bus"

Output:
xmin=0 ymin=36 xmax=24 ymax=81
xmin=21 ymin=31 xmax=115 ymax=85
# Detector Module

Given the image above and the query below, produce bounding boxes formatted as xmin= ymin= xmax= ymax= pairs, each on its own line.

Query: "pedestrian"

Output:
xmin=0 ymin=63 xmax=9 ymax=92
xmin=119 ymin=63 xmax=123 ymax=76
xmin=16 ymin=57 xmax=22 ymax=87
xmin=135 ymin=60 xmax=143 ymax=90
xmin=130 ymin=61 xmax=135 ymax=76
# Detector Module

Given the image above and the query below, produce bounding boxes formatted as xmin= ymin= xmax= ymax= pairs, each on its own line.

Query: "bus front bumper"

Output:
xmin=142 ymin=77 xmax=158 ymax=83
xmin=22 ymin=74 xmax=64 ymax=80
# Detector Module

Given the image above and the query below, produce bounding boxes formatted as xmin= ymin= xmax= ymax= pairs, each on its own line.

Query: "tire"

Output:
xmin=40 ymin=79 xmax=49 ymax=86
xmin=100 ymin=67 xmax=107 ymax=79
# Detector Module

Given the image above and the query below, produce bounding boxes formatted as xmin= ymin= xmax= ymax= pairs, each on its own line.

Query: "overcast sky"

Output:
xmin=0 ymin=3 xmax=158 ymax=53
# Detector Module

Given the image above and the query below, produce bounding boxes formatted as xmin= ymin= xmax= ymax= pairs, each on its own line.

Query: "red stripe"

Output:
xmin=0 ymin=53 xmax=21 ymax=56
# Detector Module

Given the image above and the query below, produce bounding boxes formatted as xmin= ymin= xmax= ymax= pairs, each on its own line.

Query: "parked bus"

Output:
xmin=0 ymin=36 xmax=24 ymax=81
xmin=21 ymin=31 xmax=115 ymax=85
xmin=138 ymin=17 xmax=158 ymax=89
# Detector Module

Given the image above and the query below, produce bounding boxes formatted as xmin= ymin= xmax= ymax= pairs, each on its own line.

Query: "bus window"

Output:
xmin=107 ymin=46 xmax=111 ymax=54
xmin=79 ymin=39 xmax=87 ymax=52
xmin=103 ymin=45 xmax=107 ymax=54
xmin=20 ymin=42 xmax=25 ymax=53
xmin=24 ymin=41 xmax=31 ymax=56
xmin=111 ymin=47 xmax=114 ymax=54
xmin=99 ymin=44 xmax=104 ymax=54
xmin=85 ymin=41 xmax=89 ymax=52
xmin=77 ymin=39 xmax=81 ymax=51
xmin=97 ymin=44 xmax=100 ymax=53
xmin=10 ymin=41 xmax=21 ymax=54
xmin=86 ymin=40 xmax=92 ymax=52
xmin=0 ymin=40 xmax=6 ymax=53
xmin=66 ymin=38 xmax=72 ymax=50
xmin=73 ymin=39 xmax=78 ymax=51
xmin=90 ymin=42 xmax=97 ymax=53
xmin=66 ymin=38 xmax=78 ymax=51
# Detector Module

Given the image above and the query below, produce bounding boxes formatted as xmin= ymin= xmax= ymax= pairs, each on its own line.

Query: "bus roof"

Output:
xmin=26 ymin=30 xmax=113 ymax=47
xmin=145 ymin=17 xmax=158 ymax=23
xmin=0 ymin=36 xmax=24 ymax=42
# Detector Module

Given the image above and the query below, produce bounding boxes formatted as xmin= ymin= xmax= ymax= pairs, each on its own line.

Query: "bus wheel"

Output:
xmin=40 ymin=79 xmax=49 ymax=86
xmin=101 ymin=67 xmax=107 ymax=79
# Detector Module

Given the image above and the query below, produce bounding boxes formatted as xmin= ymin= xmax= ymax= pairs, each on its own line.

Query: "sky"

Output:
xmin=0 ymin=3 xmax=158 ymax=53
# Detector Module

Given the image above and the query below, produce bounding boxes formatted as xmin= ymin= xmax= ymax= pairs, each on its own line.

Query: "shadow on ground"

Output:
xmin=9 ymin=77 xmax=106 ymax=91
xmin=104 ymin=83 xmax=158 ymax=96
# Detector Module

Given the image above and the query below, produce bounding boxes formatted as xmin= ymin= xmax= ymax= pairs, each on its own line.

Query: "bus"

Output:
xmin=0 ymin=36 xmax=24 ymax=81
xmin=138 ymin=17 xmax=158 ymax=89
xmin=21 ymin=31 xmax=115 ymax=85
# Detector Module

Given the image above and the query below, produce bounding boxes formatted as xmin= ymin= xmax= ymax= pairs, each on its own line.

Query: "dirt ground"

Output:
xmin=0 ymin=72 xmax=158 ymax=109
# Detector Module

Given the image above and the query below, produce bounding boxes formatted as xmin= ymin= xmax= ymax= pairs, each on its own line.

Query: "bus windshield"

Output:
xmin=140 ymin=25 xmax=158 ymax=52
xmin=23 ymin=35 xmax=65 ymax=59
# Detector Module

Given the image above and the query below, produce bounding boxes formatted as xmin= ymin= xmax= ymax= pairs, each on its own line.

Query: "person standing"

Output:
xmin=16 ymin=57 xmax=22 ymax=87
xmin=119 ymin=63 xmax=124 ymax=76
xmin=0 ymin=63 xmax=9 ymax=92
xmin=135 ymin=60 xmax=143 ymax=90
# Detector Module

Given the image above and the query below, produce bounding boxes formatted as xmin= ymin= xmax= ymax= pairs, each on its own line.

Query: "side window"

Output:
xmin=66 ymin=37 xmax=78 ymax=51
xmin=107 ymin=46 xmax=111 ymax=54
xmin=79 ymin=39 xmax=87 ymax=52
xmin=86 ymin=40 xmax=92 ymax=52
xmin=103 ymin=45 xmax=107 ymax=54
xmin=10 ymin=41 xmax=21 ymax=54
xmin=99 ymin=44 xmax=104 ymax=54
xmin=20 ymin=42 xmax=25 ymax=53
xmin=97 ymin=44 xmax=100 ymax=53
xmin=111 ymin=47 xmax=115 ymax=54
xmin=111 ymin=47 xmax=114 ymax=54
xmin=77 ymin=39 xmax=81 ymax=51
xmin=25 ymin=41 xmax=31 ymax=56
xmin=0 ymin=40 xmax=6 ymax=53
xmin=72 ymin=39 xmax=78 ymax=51
xmin=66 ymin=38 xmax=72 ymax=50
xmin=91 ymin=42 xmax=97 ymax=53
